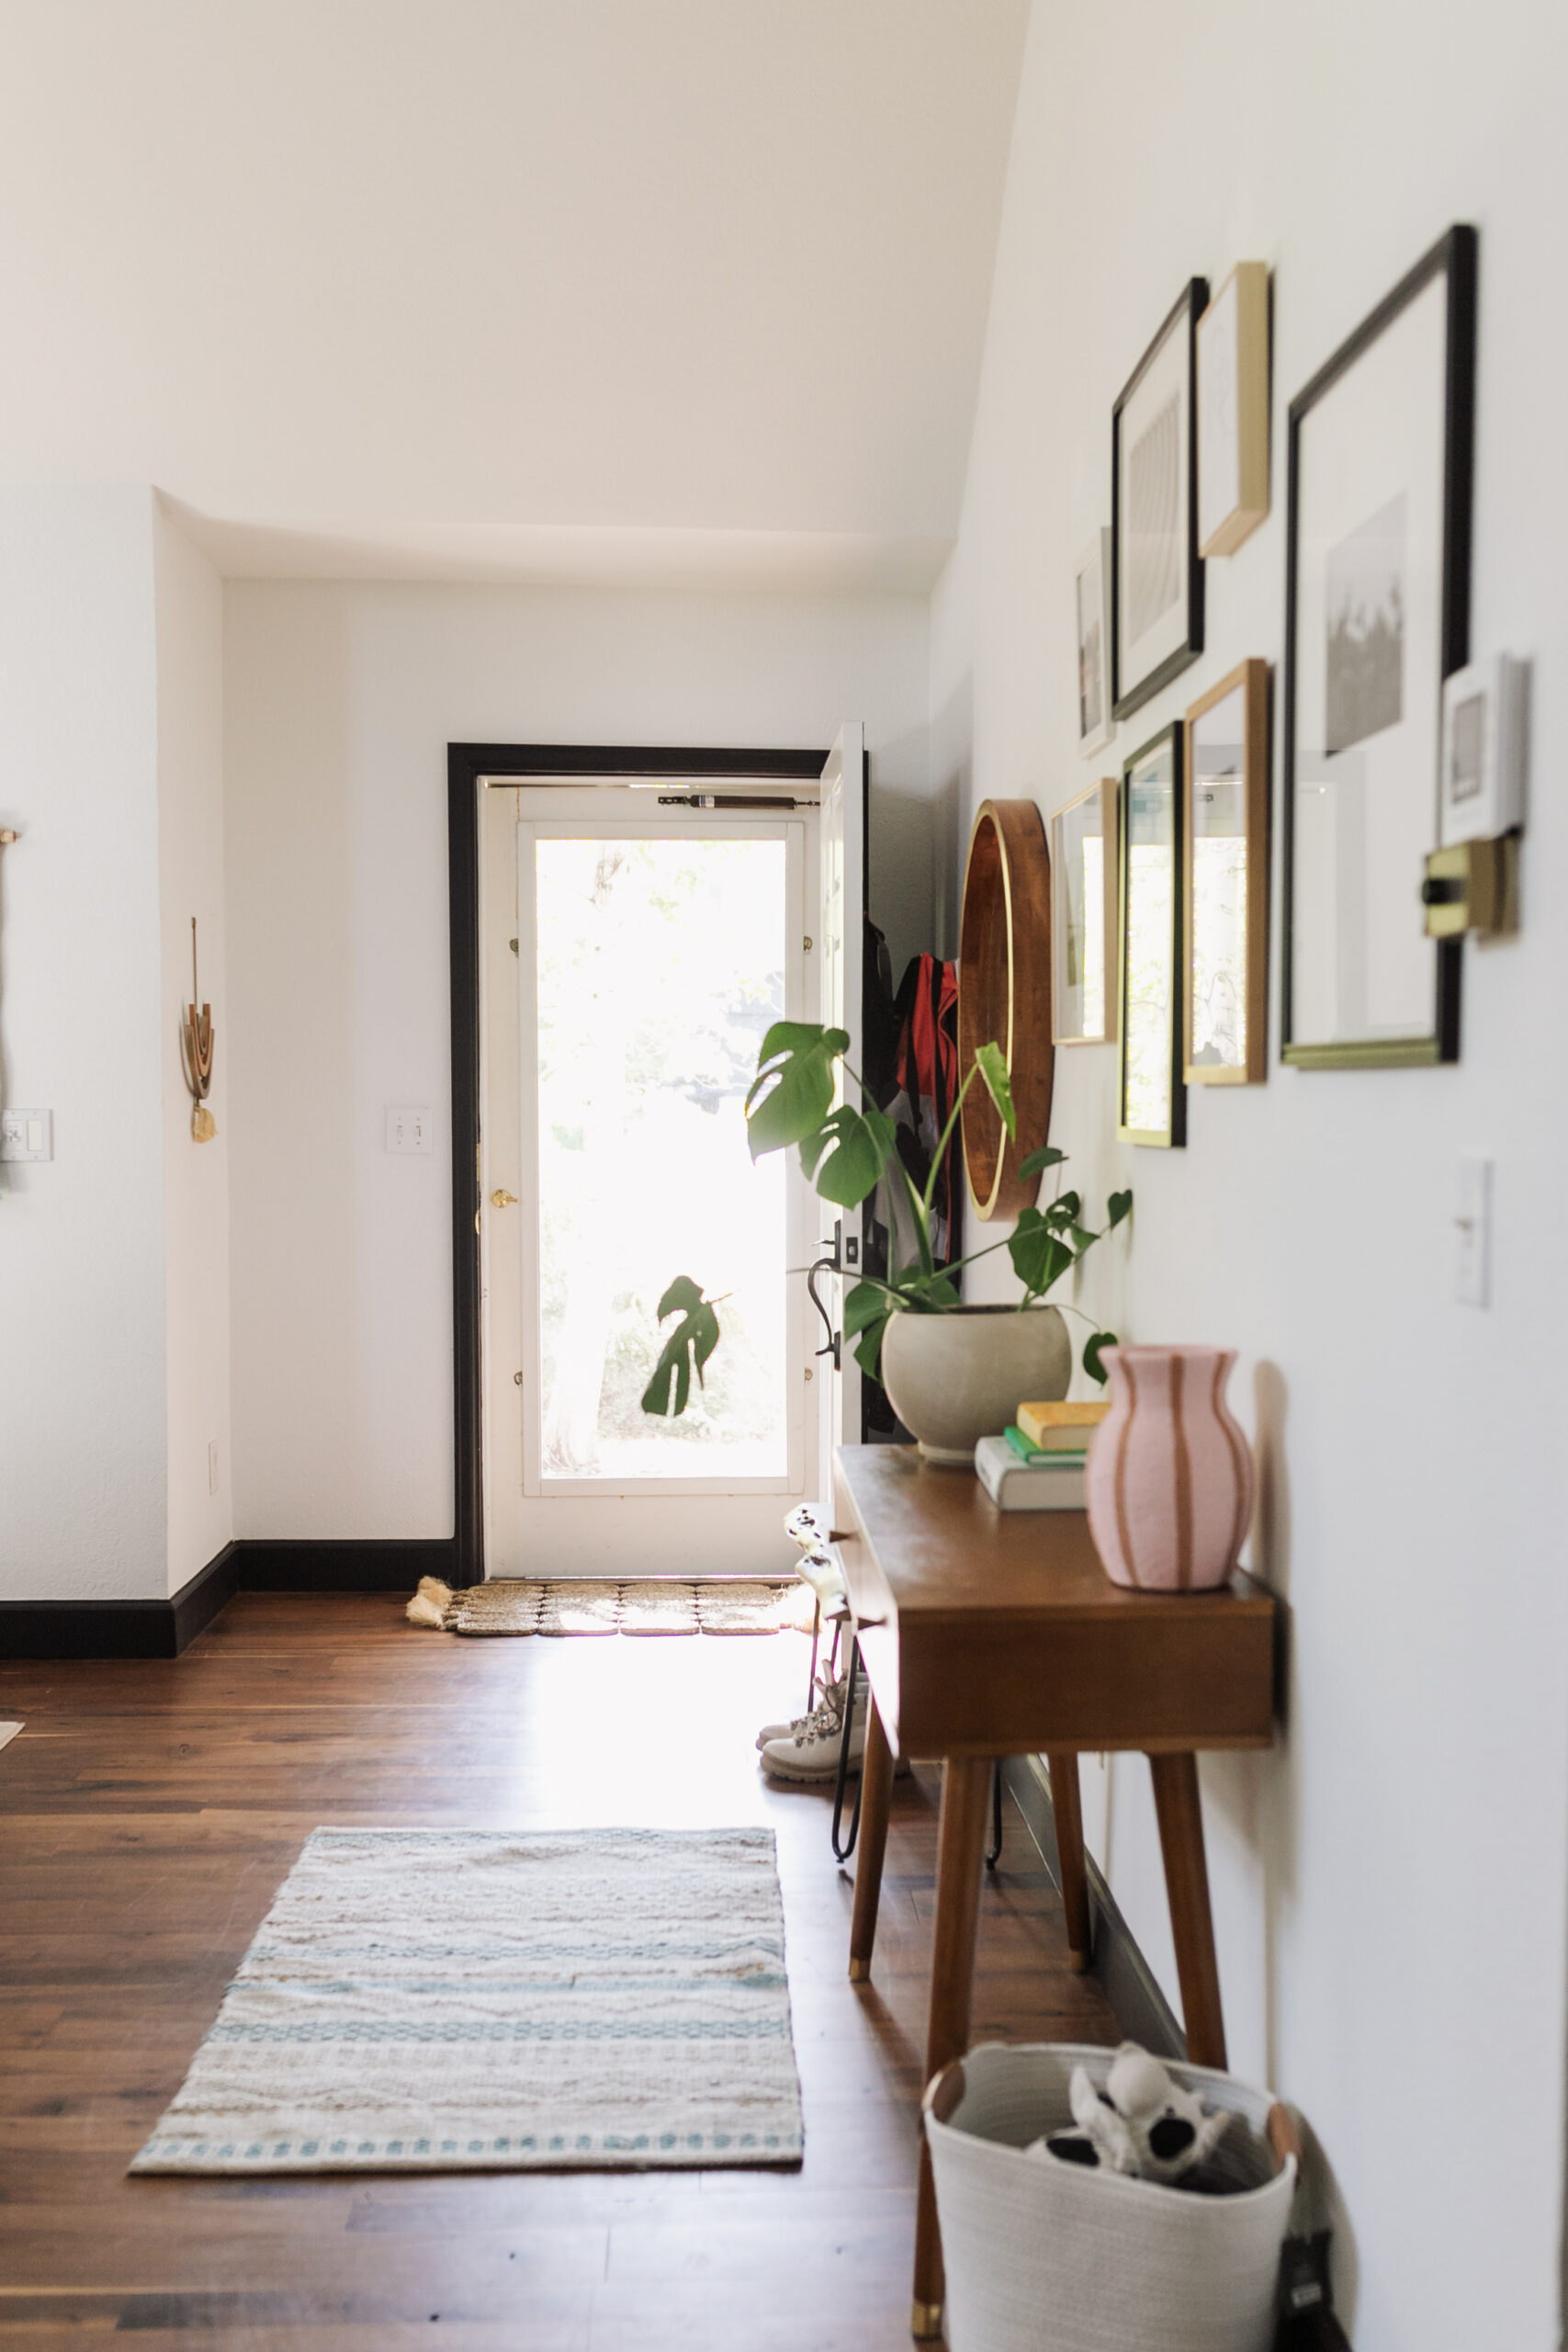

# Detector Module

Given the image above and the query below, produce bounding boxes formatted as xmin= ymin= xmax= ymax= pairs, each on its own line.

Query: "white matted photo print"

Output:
xmin=1073 ymin=530 xmax=1113 ymax=756
xmin=1438 ymin=654 xmax=1528 ymax=846
xmin=1112 ymin=279 xmax=1207 ymax=720
xmin=1283 ymin=226 xmax=1476 ymax=1069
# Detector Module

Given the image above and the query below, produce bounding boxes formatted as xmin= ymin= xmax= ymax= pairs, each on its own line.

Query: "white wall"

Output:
xmin=931 ymin=3 xmax=1568 ymax=2343
xmin=155 ymin=503 xmax=232 ymax=1593
xmin=0 ymin=486 xmax=168 ymax=1601
xmin=223 ymin=580 xmax=931 ymax=1539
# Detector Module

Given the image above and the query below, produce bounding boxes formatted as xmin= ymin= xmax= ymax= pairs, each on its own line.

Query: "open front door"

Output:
xmin=480 ymin=784 xmax=819 ymax=1577
xmin=816 ymin=722 xmax=865 ymax=1485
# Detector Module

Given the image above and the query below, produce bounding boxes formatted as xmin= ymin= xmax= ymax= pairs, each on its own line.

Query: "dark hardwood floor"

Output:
xmin=0 ymin=1592 xmax=1118 ymax=2348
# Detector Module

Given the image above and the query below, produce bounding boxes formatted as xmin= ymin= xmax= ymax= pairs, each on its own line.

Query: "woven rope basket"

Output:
xmin=923 ymin=2042 xmax=1297 ymax=2352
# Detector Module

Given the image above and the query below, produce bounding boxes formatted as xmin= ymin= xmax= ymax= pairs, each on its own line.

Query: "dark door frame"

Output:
xmin=446 ymin=742 xmax=829 ymax=1585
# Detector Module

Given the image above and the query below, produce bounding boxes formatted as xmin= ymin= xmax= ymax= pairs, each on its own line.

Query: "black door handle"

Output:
xmin=805 ymin=1258 xmax=840 ymax=1371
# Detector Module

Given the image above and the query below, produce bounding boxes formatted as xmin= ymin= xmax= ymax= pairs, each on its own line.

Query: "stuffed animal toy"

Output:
xmin=1036 ymin=2041 xmax=1230 ymax=2185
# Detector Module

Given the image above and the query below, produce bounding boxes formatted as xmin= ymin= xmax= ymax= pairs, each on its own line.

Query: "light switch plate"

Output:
xmin=1 ymin=1108 xmax=51 ymax=1161
xmin=385 ymin=1104 xmax=433 ymax=1155
xmin=1455 ymin=1155 xmax=1493 ymax=1308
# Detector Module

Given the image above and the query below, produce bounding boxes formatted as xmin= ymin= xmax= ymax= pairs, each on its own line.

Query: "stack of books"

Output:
xmin=974 ymin=1400 xmax=1111 ymax=1511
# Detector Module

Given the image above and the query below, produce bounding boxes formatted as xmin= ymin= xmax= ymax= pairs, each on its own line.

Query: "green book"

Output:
xmin=1003 ymin=1424 xmax=1088 ymax=1466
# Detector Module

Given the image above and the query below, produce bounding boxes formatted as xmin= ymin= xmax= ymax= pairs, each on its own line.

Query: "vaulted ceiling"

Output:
xmin=0 ymin=1 xmax=1030 ymax=586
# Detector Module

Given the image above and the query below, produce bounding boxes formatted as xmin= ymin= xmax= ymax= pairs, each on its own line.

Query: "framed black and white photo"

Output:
xmin=1052 ymin=776 xmax=1118 ymax=1045
xmin=1074 ymin=530 xmax=1113 ymax=755
xmin=1185 ymin=660 xmax=1269 ymax=1085
xmin=1112 ymin=278 xmax=1207 ymax=721
xmin=1198 ymin=263 xmax=1270 ymax=558
xmin=1118 ymin=722 xmax=1186 ymax=1148
xmin=1282 ymin=225 xmax=1476 ymax=1068
xmin=1438 ymin=654 xmax=1528 ymax=846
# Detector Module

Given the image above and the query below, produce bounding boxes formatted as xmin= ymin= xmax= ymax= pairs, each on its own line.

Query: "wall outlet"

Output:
xmin=385 ymin=1104 xmax=433 ymax=1155
xmin=0 ymin=1108 xmax=51 ymax=1160
xmin=1455 ymin=1155 xmax=1493 ymax=1308
xmin=208 ymin=1441 xmax=220 ymax=1497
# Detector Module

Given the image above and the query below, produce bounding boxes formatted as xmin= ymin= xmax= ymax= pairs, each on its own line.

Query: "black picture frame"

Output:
xmin=1280 ymin=225 xmax=1477 ymax=1069
xmin=1111 ymin=278 xmax=1208 ymax=721
xmin=1117 ymin=719 xmax=1188 ymax=1148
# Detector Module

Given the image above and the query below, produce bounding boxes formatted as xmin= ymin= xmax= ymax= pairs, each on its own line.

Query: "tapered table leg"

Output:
xmin=1046 ymin=1751 xmax=1091 ymax=1973
xmin=911 ymin=1755 xmax=992 ymax=2339
xmin=1148 ymin=1750 xmax=1227 ymax=2070
xmin=848 ymin=1697 xmax=895 ymax=1983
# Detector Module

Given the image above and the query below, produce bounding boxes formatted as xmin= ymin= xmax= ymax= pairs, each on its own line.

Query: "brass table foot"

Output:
xmin=848 ymin=1957 xmax=870 ymax=1983
xmin=910 ymin=2297 xmax=943 ymax=2339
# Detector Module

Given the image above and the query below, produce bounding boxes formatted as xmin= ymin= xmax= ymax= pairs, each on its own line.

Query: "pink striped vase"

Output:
xmin=1084 ymin=1345 xmax=1254 ymax=1592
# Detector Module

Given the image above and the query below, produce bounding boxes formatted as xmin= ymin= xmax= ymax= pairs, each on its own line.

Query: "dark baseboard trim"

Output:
xmin=2 ymin=1541 xmax=240 ymax=1662
xmin=2 ymin=1539 xmax=457 ymax=1659
xmin=172 ymin=1541 xmax=241 ymax=1649
xmin=0 ymin=1595 xmax=181 ymax=1661
xmin=1002 ymin=1753 xmax=1185 ymax=2062
xmin=235 ymin=1539 xmax=458 ymax=1594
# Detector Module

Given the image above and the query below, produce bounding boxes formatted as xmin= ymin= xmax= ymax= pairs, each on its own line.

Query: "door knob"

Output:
xmin=490 ymin=1189 xmax=519 ymax=1208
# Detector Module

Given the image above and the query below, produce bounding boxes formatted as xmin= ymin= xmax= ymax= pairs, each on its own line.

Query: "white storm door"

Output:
xmin=494 ymin=801 xmax=817 ymax=1577
xmin=817 ymin=722 xmax=864 ymax=1477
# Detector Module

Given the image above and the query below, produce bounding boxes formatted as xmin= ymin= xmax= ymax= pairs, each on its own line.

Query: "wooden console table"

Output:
xmin=832 ymin=1444 xmax=1276 ymax=2341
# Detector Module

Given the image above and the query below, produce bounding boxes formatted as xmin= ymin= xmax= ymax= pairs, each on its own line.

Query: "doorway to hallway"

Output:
xmin=451 ymin=740 xmax=865 ymax=1583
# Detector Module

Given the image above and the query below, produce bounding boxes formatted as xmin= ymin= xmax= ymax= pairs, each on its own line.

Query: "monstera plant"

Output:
xmin=641 ymin=1022 xmax=1131 ymax=1419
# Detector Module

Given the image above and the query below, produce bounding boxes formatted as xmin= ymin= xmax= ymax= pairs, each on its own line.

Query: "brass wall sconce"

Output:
xmin=1421 ymin=836 xmax=1519 ymax=942
xmin=180 ymin=917 xmax=217 ymax=1141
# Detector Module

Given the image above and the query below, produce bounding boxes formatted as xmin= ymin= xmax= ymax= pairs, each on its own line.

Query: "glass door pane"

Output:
xmin=533 ymin=833 xmax=788 ymax=1483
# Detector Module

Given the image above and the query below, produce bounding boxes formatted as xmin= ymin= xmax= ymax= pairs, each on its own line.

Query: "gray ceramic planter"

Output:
xmin=879 ymin=1304 xmax=1071 ymax=1464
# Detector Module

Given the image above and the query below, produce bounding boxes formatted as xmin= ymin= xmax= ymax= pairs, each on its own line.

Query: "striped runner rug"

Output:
xmin=130 ymin=1826 xmax=803 ymax=2176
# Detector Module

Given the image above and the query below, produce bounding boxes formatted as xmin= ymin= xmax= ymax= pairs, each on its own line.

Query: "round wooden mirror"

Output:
xmin=957 ymin=798 xmax=1055 ymax=1222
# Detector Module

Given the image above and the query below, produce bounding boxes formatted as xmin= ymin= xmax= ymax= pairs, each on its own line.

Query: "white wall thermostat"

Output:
xmin=1439 ymin=654 xmax=1529 ymax=847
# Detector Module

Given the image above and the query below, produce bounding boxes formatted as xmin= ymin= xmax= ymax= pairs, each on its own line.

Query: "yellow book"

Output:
xmin=1017 ymin=1399 xmax=1111 ymax=1449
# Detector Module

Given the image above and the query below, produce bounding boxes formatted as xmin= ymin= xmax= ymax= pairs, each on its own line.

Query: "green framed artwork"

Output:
xmin=1118 ymin=722 xmax=1187 ymax=1148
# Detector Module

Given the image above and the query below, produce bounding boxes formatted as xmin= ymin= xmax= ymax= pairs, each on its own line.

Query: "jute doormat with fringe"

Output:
xmin=407 ymin=1577 xmax=817 ymax=1638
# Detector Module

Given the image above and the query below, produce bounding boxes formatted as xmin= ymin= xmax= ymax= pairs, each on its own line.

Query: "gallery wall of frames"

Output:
xmin=1062 ymin=223 xmax=1528 ymax=1148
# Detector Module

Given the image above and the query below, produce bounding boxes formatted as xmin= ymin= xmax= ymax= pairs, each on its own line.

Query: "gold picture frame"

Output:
xmin=1197 ymin=262 xmax=1270 ymax=559
xmin=1184 ymin=660 xmax=1270 ymax=1086
xmin=1051 ymin=777 xmax=1119 ymax=1046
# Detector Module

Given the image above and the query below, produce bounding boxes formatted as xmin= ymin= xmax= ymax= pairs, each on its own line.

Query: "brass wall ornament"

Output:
xmin=180 ymin=917 xmax=217 ymax=1142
